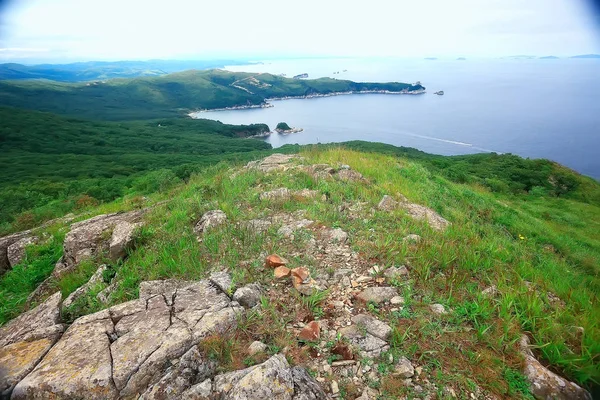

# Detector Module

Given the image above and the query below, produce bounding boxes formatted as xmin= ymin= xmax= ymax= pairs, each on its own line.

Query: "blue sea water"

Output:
xmin=193 ymin=58 xmax=600 ymax=179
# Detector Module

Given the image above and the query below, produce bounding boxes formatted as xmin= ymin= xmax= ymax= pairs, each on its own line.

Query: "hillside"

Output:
xmin=0 ymin=69 xmax=425 ymax=120
xmin=0 ymin=147 xmax=598 ymax=399
xmin=0 ymin=107 xmax=272 ymax=231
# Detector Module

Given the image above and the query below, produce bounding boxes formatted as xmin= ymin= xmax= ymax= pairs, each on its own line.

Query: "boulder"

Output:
xmin=209 ymin=270 xmax=233 ymax=294
xmin=336 ymin=168 xmax=365 ymax=182
xmin=12 ymin=279 xmax=243 ymax=399
xmin=63 ymin=264 xmax=108 ymax=309
xmin=233 ymin=283 xmax=262 ymax=308
xmin=377 ymin=195 xmax=399 ymax=211
xmin=0 ymin=292 xmax=64 ymax=398
xmin=393 ymin=357 xmax=415 ymax=378
xmin=248 ymin=341 xmax=268 ymax=356
xmin=194 ymin=210 xmax=227 ymax=235
xmin=402 ymin=234 xmax=422 ymax=244
xmin=7 ymin=236 xmax=37 ymax=268
xmin=398 ymin=199 xmax=449 ymax=231
xmin=298 ymin=321 xmax=320 ymax=342
xmin=356 ymin=287 xmax=398 ymax=304
xmin=520 ymin=335 xmax=591 ymax=400
xmin=430 ymin=304 xmax=447 ymax=315
xmin=109 ymin=221 xmax=141 ymax=262
xmin=291 ymin=366 xmax=328 ymax=400
xmin=180 ymin=378 xmax=212 ymax=399
xmin=351 ymin=314 xmax=392 ymax=340
xmin=265 ymin=254 xmax=288 ymax=268
xmin=383 ymin=266 xmax=409 ymax=280
xmin=0 ymin=230 xmax=33 ymax=276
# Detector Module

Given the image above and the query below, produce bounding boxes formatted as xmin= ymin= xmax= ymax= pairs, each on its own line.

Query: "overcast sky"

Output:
xmin=0 ymin=0 xmax=599 ymax=62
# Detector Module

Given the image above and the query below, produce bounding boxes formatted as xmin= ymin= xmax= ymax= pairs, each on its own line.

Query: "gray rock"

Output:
xmin=383 ymin=266 xmax=409 ymax=280
xmin=338 ymin=325 xmax=389 ymax=358
xmin=245 ymin=218 xmax=273 ymax=234
xmin=0 ymin=230 xmax=34 ymax=276
xmin=7 ymin=236 xmax=37 ymax=268
xmin=291 ymin=366 xmax=328 ymax=400
xmin=210 ymin=270 xmax=233 ymax=295
xmin=351 ymin=314 xmax=392 ymax=340
xmin=398 ymin=199 xmax=450 ymax=231
xmin=181 ymin=378 xmax=212 ymax=399
xmin=109 ymin=220 xmax=141 ymax=262
xmin=520 ymin=335 xmax=591 ymax=400
xmin=481 ymin=285 xmax=498 ymax=297
xmin=332 ymin=268 xmax=353 ymax=281
xmin=393 ymin=357 xmax=414 ymax=378
xmin=356 ymin=287 xmax=398 ymax=304
xmin=430 ymin=304 xmax=447 ymax=315
xmin=336 ymin=169 xmax=365 ymax=182
xmin=194 ymin=210 xmax=227 ymax=235
xmin=0 ymin=292 xmax=64 ymax=398
xmin=390 ymin=296 xmax=404 ymax=305
xmin=326 ymin=228 xmax=348 ymax=243
xmin=96 ymin=278 xmax=118 ymax=304
xmin=377 ymin=195 xmax=399 ymax=211
xmin=12 ymin=279 xmax=243 ymax=399
xmin=260 ymin=188 xmax=292 ymax=201
xmin=248 ymin=340 xmax=268 ymax=356
xmin=233 ymin=283 xmax=262 ymax=309
xmin=63 ymin=265 xmax=108 ymax=309
xmin=215 ymin=354 xmax=294 ymax=400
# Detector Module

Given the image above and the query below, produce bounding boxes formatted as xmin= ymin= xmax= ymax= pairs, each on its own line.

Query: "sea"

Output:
xmin=191 ymin=57 xmax=600 ymax=179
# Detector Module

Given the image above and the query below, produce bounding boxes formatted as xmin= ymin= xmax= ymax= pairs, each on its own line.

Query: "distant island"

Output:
xmin=456 ymin=57 xmax=467 ymax=61
xmin=570 ymin=54 xmax=600 ymax=59
xmin=0 ymin=69 xmax=425 ymax=120
xmin=424 ymin=57 xmax=438 ymax=60
xmin=275 ymin=122 xmax=303 ymax=134
xmin=539 ymin=56 xmax=559 ymax=59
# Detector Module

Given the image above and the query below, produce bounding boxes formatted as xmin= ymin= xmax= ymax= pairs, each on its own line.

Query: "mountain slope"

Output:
xmin=0 ymin=148 xmax=598 ymax=399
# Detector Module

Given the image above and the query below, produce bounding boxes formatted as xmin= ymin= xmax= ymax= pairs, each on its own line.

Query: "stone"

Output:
xmin=181 ymin=378 xmax=212 ymax=399
xmin=245 ymin=154 xmax=299 ymax=173
xmin=294 ymin=189 xmax=323 ymax=201
xmin=336 ymin=169 xmax=365 ymax=182
xmin=291 ymin=267 xmax=311 ymax=282
xmin=351 ymin=314 xmax=392 ymax=340
xmin=0 ymin=292 xmax=64 ymax=398
xmin=292 ymin=275 xmax=318 ymax=296
xmin=7 ymin=236 xmax=37 ymax=268
xmin=265 ymin=254 xmax=288 ymax=268
xmin=233 ymin=283 xmax=262 ymax=308
xmin=326 ymin=228 xmax=348 ymax=243
xmin=332 ymin=268 xmax=352 ymax=281
xmin=210 ymin=270 xmax=233 ymax=294
xmin=430 ymin=304 xmax=447 ymax=315
xmin=378 ymin=195 xmax=399 ymax=211
xmin=384 ymin=266 xmax=409 ymax=280
xmin=63 ymin=264 xmax=108 ymax=308
xmin=291 ymin=366 xmax=328 ymax=400
xmin=97 ymin=278 xmax=118 ymax=303
xmin=0 ymin=230 xmax=34 ymax=276
xmin=194 ymin=210 xmax=227 ymax=235
xmin=520 ymin=335 xmax=591 ymax=400
xmin=274 ymin=266 xmax=291 ymax=279
xmin=109 ymin=220 xmax=141 ymax=262
xmin=398 ymin=199 xmax=450 ymax=231
xmin=260 ymin=188 xmax=292 ymax=201
xmin=390 ymin=296 xmax=405 ymax=305
xmin=332 ymin=342 xmax=354 ymax=360
xmin=298 ymin=321 xmax=320 ymax=342
xmin=331 ymin=380 xmax=339 ymax=395
xmin=338 ymin=325 xmax=390 ymax=358
xmin=12 ymin=279 xmax=243 ymax=399
xmin=402 ymin=234 xmax=422 ymax=244
xmin=214 ymin=354 xmax=294 ymax=399
xmin=356 ymin=287 xmax=398 ymax=304
xmin=393 ymin=357 xmax=415 ymax=378
xmin=245 ymin=218 xmax=273 ymax=234
xmin=248 ymin=341 xmax=268 ymax=356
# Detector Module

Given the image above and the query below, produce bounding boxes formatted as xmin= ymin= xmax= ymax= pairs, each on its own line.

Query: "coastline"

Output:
xmin=189 ymin=89 xmax=425 ymax=117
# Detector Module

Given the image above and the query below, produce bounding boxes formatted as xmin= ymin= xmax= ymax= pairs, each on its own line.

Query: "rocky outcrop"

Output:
xmin=12 ymin=278 xmax=243 ymax=399
xmin=194 ymin=210 xmax=227 ymax=235
xmin=520 ymin=335 xmax=591 ymax=400
xmin=245 ymin=154 xmax=300 ymax=173
xmin=0 ymin=231 xmax=34 ymax=276
xmin=6 ymin=236 xmax=38 ymax=269
xmin=377 ymin=194 xmax=449 ymax=231
xmin=0 ymin=292 xmax=64 ymax=398
xmin=109 ymin=221 xmax=141 ymax=262
xmin=212 ymin=354 xmax=327 ymax=400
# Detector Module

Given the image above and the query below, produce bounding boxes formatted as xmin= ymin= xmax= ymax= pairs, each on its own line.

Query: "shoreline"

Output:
xmin=188 ymin=89 xmax=425 ymax=117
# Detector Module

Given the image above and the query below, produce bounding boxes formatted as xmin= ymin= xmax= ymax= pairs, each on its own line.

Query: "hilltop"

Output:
xmin=0 ymin=69 xmax=425 ymax=120
xmin=0 ymin=147 xmax=598 ymax=399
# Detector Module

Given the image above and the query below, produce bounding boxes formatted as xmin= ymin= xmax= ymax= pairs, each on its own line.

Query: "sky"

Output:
xmin=0 ymin=0 xmax=599 ymax=63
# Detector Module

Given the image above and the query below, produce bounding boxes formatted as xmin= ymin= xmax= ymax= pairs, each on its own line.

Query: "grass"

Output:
xmin=0 ymin=146 xmax=598 ymax=398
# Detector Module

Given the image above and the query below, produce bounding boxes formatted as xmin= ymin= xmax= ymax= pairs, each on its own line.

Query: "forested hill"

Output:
xmin=0 ymin=69 xmax=424 ymax=120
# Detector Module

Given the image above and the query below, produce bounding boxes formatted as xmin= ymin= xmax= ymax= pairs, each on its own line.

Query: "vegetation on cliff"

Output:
xmin=276 ymin=122 xmax=292 ymax=131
